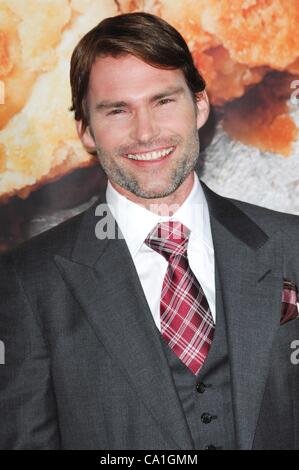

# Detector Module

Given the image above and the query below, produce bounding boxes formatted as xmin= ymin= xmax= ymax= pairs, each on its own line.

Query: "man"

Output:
xmin=0 ymin=12 xmax=299 ymax=450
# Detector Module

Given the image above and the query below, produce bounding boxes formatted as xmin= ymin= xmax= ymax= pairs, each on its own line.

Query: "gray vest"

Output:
xmin=160 ymin=269 xmax=236 ymax=450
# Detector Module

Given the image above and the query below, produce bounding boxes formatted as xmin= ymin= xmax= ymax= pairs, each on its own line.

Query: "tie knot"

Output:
xmin=145 ymin=221 xmax=190 ymax=262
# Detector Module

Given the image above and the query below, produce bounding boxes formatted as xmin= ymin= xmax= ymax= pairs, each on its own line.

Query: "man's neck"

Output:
xmin=110 ymin=172 xmax=195 ymax=216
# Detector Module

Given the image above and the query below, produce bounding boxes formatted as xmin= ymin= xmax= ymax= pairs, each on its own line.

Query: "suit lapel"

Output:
xmin=54 ymin=193 xmax=194 ymax=450
xmin=202 ymin=182 xmax=283 ymax=449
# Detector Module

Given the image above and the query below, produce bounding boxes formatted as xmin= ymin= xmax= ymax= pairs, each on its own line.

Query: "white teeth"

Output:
xmin=127 ymin=147 xmax=174 ymax=161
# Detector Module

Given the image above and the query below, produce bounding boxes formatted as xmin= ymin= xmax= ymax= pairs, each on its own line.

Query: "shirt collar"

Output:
xmin=106 ymin=171 xmax=213 ymax=258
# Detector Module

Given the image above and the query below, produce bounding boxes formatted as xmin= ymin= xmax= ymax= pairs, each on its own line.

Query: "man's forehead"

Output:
xmin=88 ymin=54 xmax=187 ymax=99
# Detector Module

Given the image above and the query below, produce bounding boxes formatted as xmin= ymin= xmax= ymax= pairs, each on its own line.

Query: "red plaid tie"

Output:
xmin=145 ymin=220 xmax=215 ymax=375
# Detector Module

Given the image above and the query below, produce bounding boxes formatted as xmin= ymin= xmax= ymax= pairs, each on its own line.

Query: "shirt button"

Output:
xmin=201 ymin=413 xmax=217 ymax=424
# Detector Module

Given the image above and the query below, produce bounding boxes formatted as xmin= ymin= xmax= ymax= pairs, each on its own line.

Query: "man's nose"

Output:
xmin=130 ymin=107 xmax=160 ymax=144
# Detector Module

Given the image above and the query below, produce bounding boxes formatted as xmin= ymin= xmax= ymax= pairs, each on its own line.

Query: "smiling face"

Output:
xmin=77 ymin=54 xmax=209 ymax=207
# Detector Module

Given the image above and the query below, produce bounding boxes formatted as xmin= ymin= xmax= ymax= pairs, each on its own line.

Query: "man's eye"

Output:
xmin=108 ymin=109 xmax=125 ymax=116
xmin=158 ymin=98 xmax=174 ymax=106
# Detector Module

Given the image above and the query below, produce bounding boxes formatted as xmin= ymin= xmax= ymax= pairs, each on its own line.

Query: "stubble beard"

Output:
xmin=95 ymin=127 xmax=200 ymax=200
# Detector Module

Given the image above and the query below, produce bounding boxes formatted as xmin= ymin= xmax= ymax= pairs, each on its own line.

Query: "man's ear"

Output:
xmin=76 ymin=120 xmax=97 ymax=153
xmin=195 ymin=90 xmax=210 ymax=130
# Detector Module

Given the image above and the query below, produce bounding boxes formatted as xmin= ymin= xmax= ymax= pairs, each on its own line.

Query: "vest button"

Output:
xmin=196 ymin=382 xmax=211 ymax=393
xmin=196 ymin=382 xmax=206 ymax=393
xmin=201 ymin=413 xmax=217 ymax=424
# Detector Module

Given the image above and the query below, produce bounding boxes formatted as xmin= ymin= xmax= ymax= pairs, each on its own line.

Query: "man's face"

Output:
xmin=77 ymin=54 xmax=209 ymax=200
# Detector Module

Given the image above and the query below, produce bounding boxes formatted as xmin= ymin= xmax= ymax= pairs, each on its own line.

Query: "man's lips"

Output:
xmin=122 ymin=146 xmax=176 ymax=164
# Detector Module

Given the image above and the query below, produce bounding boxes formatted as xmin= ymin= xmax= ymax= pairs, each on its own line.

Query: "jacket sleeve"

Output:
xmin=0 ymin=253 xmax=61 ymax=450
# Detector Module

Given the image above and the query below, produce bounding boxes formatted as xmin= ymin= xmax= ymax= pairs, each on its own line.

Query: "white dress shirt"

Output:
xmin=106 ymin=171 xmax=216 ymax=331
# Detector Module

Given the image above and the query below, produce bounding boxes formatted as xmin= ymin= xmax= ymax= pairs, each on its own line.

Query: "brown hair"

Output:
xmin=70 ymin=12 xmax=206 ymax=133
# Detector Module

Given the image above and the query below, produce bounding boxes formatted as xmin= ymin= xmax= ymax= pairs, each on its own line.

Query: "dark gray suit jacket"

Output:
xmin=0 ymin=178 xmax=299 ymax=449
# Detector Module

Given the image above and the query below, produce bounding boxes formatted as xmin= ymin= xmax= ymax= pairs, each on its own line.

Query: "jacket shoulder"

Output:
xmin=3 ymin=205 xmax=88 ymax=265
xmin=229 ymin=196 xmax=299 ymax=232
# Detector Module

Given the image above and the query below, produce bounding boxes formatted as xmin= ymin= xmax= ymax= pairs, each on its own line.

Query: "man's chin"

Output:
xmin=128 ymin=181 xmax=180 ymax=200
xmin=108 ymin=164 xmax=194 ymax=200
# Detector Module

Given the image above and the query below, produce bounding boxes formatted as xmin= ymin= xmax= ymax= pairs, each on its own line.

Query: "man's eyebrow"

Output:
xmin=150 ymin=86 xmax=185 ymax=102
xmin=94 ymin=86 xmax=185 ymax=112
